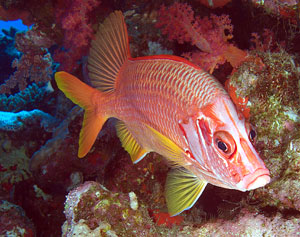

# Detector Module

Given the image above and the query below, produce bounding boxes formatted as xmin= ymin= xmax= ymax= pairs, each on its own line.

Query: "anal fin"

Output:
xmin=166 ymin=168 xmax=207 ymax=216
xmin=116 ymin=121 xmax=148 ymax=163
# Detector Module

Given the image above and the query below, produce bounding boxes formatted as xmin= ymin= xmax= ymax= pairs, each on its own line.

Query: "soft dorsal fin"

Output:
xmin=166 ymin=168 xmax=207 ymax=216
xmin=88 ymin=11 xmax=130 ymax=93
xmin=116 ymin=121 xmax=148 ymax=163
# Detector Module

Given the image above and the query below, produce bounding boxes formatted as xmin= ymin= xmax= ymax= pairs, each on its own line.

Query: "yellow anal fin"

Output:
xmin=144 ymin=124 xmax=186 ymax=167
xmin=116 ymin=121 xmax=148 ymax=163
xmin=166 ymin=168 xmax=207 ymax=216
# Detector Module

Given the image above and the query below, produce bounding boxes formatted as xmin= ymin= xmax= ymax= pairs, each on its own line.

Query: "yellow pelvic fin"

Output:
xmin=165 ymin=168 xmax=207 ymax=216
xmin=144 ymin=124 xmax=186 ymax=167
xmin=55 ymin=71 xmax=108 ymax=158
xmin=116 ymin=121 xmax=148 ymax=163
xmin=88 ymin=11 xmax=130 ymax=93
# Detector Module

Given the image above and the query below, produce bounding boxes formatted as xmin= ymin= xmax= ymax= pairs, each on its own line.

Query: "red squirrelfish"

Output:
xmin=55 ymin=11 xmax=270 ymax=216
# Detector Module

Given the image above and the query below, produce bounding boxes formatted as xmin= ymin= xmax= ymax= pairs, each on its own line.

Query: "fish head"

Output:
xmin=179 ymin=96 xmax=270 ymax=191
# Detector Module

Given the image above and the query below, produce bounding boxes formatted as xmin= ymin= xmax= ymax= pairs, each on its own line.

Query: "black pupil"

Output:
xmin=250 ymin=129 xmax=256 ymax=140
xmin=217 ymin=140 xmax=227 ymax=152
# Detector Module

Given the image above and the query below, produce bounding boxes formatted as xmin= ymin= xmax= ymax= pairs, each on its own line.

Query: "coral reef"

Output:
xmin=62 ymin=181 xmax=157 ymax=236
xmin=53 ymin=0 xmax=101 ymax=72
xmin=226 ymin=49 xmax=300 ymax=211
xmin=179 ymin=207 xmax=300 ymax=236
xmin=0 ymin=27 xmax=55 ymax=94
xmin=0 ymin=0 xmax=300 ymax=236
xmin=0 ymin=109 xmax=58 ymax=195
xmin=0 ymin=109 xmax=57 ymax=132
xmin=249 ymin=0 xmax=298 ymax=19
xmin=0 ymin=200 xmax=35 ymax=236
xmin=0 ymin=83 xmax=55 ymax=113
xmin=0 ymin=27 xmax=19 ymax=82
xmin=156 ymin=2 xmax=247 ymax=72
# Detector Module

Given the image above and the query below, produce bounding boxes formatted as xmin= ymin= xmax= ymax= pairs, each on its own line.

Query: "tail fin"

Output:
xmin=55 ymin=11 xmax=129 ymax=157
xmin=55 ymin=72 xmax=108 ymax=158
xmin=88 ymin=10 xmax=130 ymax=93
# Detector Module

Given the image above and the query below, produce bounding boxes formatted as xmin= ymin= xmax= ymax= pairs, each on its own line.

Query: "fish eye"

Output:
xmin=214 ymin=131 xmax=235 ymax=157
xmin=246 ymin=122 xmax=257 ymax=143
xmin=249 ymin=129 xmax=256 ymax=142
xmin=216 ymin=139 xmax=228 ymax=153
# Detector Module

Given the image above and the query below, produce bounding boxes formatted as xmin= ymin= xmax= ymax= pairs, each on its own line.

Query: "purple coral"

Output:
xmin=156 ymin=2 xmax=246 ymax=72
xmin=0 ymin=28 xmax=54 ymax=94
xmin=54 ymin=0 xmax=100 ymax=72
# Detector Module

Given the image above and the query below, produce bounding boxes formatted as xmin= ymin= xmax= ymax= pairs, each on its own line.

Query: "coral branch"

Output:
xmin=0 ymin=28 xmax=55 ymax=94
xmin=54 ymin=0 xmax=101 ymax=72
xmin=156 ymin=2 xmax=247 ymax=72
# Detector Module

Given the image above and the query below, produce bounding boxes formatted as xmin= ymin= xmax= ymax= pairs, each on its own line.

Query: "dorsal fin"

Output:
xmin=88 ymin=11 xmax=130 ymax=93
xmin=116 ymin=121 xmax=148 ymax=163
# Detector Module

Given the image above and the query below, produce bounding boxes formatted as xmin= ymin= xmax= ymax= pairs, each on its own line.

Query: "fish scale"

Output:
xmin=113 ymin=58 xmax=226 ymax=149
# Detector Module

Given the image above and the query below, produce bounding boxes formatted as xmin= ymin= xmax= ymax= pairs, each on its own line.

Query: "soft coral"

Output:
xmin=54 ymin=0 xmax=100 ymax=72
xmin=156 ymin=2 xmax=247 ymax=73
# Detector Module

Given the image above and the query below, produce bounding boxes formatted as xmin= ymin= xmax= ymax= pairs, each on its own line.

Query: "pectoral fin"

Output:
xmin=166 ymin=168 xmax=207 ymax=216
xmin=144 ymin=124 xmax=186 ymax=167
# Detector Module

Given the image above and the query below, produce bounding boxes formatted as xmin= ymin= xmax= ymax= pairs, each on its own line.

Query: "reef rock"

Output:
xmin=62 ymin=181 xmax=157 ymax=236
xmin=179 ymin=208 xmax=300 ymax=236
xmin=0 ymin=200 xmax=35 ymax=236
xmin=226 ymin=50 xmax=300 ymax=212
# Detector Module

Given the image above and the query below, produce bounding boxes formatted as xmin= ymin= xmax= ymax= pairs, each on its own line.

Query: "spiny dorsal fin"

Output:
xmin=166 ymin=168 xmax=207 ymax=216
xmin=116 ymin=121 xmax=148 ymax=163
xmin=88 ymin=11 xmax=130 ymax=93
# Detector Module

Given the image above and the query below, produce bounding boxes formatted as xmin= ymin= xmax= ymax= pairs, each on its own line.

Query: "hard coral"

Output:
xmin=0 ymin=83 xmax=54 ymax=112
xmin=0 ymin=109 xmax=57 ymax=193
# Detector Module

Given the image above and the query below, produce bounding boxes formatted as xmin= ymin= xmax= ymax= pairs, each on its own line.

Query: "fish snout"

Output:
xmin=237 ymin=168 xmax=270 ymax=191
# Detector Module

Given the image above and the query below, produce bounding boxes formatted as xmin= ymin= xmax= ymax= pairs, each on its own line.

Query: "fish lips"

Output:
xmin=236 ymin=168 xmax=271 ymax=191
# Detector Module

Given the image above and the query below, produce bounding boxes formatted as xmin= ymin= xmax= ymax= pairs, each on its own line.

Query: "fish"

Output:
xmin=55 ymin=11 xmax=270 ymax=216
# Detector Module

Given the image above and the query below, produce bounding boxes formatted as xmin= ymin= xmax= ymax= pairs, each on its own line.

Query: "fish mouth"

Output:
xmin=237 ymin=168 xmax=270 ymax=191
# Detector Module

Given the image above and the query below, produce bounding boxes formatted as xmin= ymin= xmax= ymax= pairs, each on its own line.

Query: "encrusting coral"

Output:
xmin=226 ymin=49 xmax=300 ymax=211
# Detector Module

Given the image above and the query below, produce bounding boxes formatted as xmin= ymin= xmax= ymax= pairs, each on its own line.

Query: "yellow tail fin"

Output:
xmin=55 ymin=11 xmax=130 ymax=157
xmin=55 ymin=72 xmax=108 ymax=158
